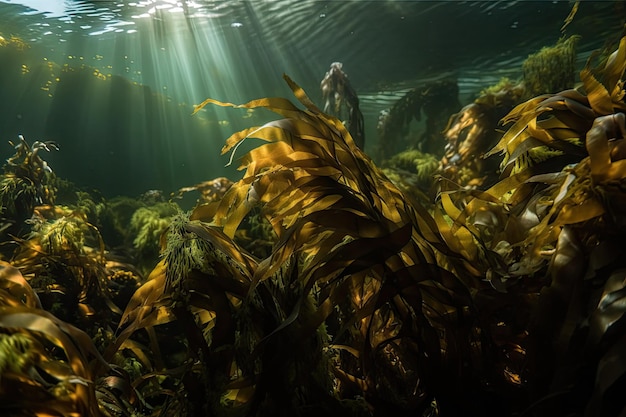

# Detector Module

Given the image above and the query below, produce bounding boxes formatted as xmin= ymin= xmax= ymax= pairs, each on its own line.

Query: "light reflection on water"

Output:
xmin=0 ymin=0 xmax=624 ymax=196
xmin=2 ymin=1 xmax=622 ymax=101
xmin=4 ymin=0 xmax=233 ymax=37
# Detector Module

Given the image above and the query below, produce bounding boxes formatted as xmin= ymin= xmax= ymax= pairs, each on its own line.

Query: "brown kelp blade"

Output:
xmin=0 ymin=260 xmax=41 ymax=309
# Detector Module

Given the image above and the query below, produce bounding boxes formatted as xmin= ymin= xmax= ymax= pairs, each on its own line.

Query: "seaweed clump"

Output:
xmin=439 ymin=36 xmax=580 ymax=189
xmin=1 ymin=22 xmax=626 ymax=417
xmin=320 ymin=62 xmax=365 ymax=149
xmin=11 ymin=205 xmax=120 ymax=329
xmin=129 ymin=202 xmax=179 ymax=274
xmin=437 ymin=35 xmax=626 ymax=416
xmin=522 ymin=35 xmax=580 ymax=98
xmin=0 ymin=136 xmax=58 ymax=241
xmin=381 ymin=148 xmax=440 ymax=204
xmin=376 ymin=79 xmax=460 ymax=160
xmin=0 ymin=260 xmax=139 ymax=417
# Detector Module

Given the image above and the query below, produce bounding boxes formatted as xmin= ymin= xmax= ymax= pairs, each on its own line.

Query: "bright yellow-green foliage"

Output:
xmin=29 ymin=214 xmax=87 ymax=256
xmin=0 ymin=332 xmax=35 ymax=378
xmin=130 ymin=202 xmax=179 ymax=255
xmin=73 ymin=191 xmax=107 ymax=225
xmin=523 ymin=35 xmax=580 ymax=97
xmin=475 ymin=77 xmax=525 ymax=108
xmin=0 ymin=174 xmax=37 ymax=217
xmin=480 ymin=77 xmax=516 ymax=97
xmin=386 ymin=149 xmax=439 ymax=184
xmin=162 ymin=210 xmax=214 ymax=292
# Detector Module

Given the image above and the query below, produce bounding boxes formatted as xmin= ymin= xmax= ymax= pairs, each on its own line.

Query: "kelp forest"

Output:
xmin=2 ymin=7 xmax=626 ymax=417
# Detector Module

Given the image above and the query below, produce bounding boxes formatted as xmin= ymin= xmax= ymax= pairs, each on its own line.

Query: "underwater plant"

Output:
xmin=10 ymin=205 xmax=122 ymax=328
xmin=0 ymin=135 xmax=59 ymax=240
xmin=129 ymin=202 xmax=179 ymax=275
xmin=438 ymin=35 xmax=626 ymax=416
xmin=522 ymin=35 xmax=580 ymax=99
xmin=380 ymin=148 xmax=441 ymax=205
xmin=320 ymin=62 xmax=365 ymax=149
xmin=376 ymin=79 xmax=460 ymax=161
xmin=116 ymin=73 xmax=491 ymax=416
xmin=173 ymin=177 xmax=234 ymax=205
xmin=439 ymin=93 xmax=511 ymax=188
xmin=439 ymin=36 xmax=580 ymax=189
xmin=0 ymin=260 xmax=141 ymax=417
xmin=385 ymin=149 xmax=441 ymax=185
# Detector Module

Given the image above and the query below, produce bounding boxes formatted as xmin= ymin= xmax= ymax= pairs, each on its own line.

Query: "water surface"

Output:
xmin=0 ymin=0 xmax=622 ymax=196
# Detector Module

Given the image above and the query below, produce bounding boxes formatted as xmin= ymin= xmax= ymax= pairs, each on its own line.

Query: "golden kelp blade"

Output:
xmin=560 ymin=0 xmax=579 ymax=32
xmin=597 ymin=36 xmax=626 ymax=103
xmin=193 ymin=95 xmax=304 ymax=117
xmin=581 ymin=66 xmax=615 ymax=115
xmin=189 ymin=74 xmax=486 ymax=414
xmin=485 ymin=37 xmax=626 ymax=175
xmin=0 ymin=306 xmax=106 ymax=416
xmin=0 ymin=260 xmax=41 ymax=309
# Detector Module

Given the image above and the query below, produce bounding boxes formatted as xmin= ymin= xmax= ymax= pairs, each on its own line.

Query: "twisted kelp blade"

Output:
xmin=0 ymin=260 xmax=41 ymax=309
xmin=193 ymin=87 xmax=327 ymax=163
xmin=302 ymin=223 xmax=413 ymax=287
xmin=116 ymin=260 xmax=170 ymax=330
xmin=605 ymin=37 xmax=626 ymax=99
xmin=570 ymin=36 xmax=626 ymax=118
xmin=486 ymin=96 xmax=551 ymax=158
xmin=0 ymin=306 xmax=106 ymax=416
xmin=235 ymin=120 xmax=345 ymax=166
xmin=588 ymin=269 xmax=626 ymax=346
xmin=193 ymin=95 xmax=305 ymax=119
xmin=541 ymin=91 xmax=595 ymax=121
xmin=581 ymin=66 xmax=615 ymax=115
xmin=283 ymin=73 xmax=323 ymax=113
xmin=107 ymin=261 xmax=176 ymax=367
xmin=434 ymin=195 xmax=477 ymax=262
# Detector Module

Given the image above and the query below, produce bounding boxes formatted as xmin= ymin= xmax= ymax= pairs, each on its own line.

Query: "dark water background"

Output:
xmin=0 ymin=0 xmax=623 ymax=197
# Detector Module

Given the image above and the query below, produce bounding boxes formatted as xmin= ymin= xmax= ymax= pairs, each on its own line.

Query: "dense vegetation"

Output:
xmin=1 ymin=27 xmax=626 ymax=417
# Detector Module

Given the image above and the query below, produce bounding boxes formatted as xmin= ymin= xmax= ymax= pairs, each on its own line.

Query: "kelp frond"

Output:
xmin=189 ymin=75 xmax=482 ymax=414
xmin=487 ymin=36 xmax=626 ymax=175
xmin=0 ymin=260 xmax=111 ymax=417
xmin=436 ymin=37 xmax=626 ymax=416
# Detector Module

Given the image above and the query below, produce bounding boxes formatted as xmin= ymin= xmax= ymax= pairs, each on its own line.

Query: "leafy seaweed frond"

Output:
xmin=189 ymin=75 xmax=482 ymax=413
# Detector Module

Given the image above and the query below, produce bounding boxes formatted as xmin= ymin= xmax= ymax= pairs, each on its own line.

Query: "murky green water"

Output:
xmin=0 ymin=0 xmax=623 ymax=196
